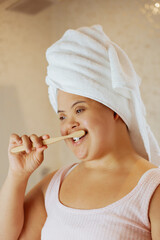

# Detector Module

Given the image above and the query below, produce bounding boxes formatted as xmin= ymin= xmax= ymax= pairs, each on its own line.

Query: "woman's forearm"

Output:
xmin=0 ymin=170 xmax=29 ymax=240
xmin=3 ymin=132 xmax=48 ymax=239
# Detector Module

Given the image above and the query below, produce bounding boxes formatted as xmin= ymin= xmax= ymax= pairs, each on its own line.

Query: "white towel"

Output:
xmin=45 ymin=24 xmax=160 ymax=166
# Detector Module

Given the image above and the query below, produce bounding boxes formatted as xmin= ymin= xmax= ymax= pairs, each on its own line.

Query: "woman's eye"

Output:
xmin=59 ymin=116 xmax=65 ymax=121
xmin=76 ymin=108 xmax=84 ymax=114
xmin=59 ymin=108 xmax=84 ymax=120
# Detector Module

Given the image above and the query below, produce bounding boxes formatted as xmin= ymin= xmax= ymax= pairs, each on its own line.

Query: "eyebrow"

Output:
xmin=57 ymin=101 xmax=87 ymax=113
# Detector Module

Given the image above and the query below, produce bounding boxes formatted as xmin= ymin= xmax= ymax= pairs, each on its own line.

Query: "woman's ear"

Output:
xmin=114 ymin=112 xmax=119 ymax=121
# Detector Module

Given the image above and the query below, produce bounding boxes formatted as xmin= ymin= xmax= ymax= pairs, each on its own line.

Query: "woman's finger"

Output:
xmin=9 ymin=133 xmax=22 ymax=144
xmin=41 ymin=134 xmax=50 ymax=140
xmin=22 ymin=135 xmax=32 ymax=153
xmin=30 ymin=134 xmax=44 ymax=149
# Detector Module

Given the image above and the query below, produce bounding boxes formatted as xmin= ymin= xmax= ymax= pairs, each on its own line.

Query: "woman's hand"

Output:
xmin=8 ymin=133 xmax=50 ymax=178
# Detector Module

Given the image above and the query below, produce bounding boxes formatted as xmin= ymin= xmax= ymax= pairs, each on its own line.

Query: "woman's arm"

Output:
xmin=0 ymin=133 xmax=49 ymax=240
xmin=18 ymin=170 xmax=58 ymax=240
xmin=149 ymin=184 xmax=160 ymax=240
xmin=0 ymin=171 xmax=29 ymax=240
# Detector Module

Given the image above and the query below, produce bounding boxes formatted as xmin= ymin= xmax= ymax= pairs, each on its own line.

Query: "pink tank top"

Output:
xmin=41 ymin=163 xmax=160 ymax=240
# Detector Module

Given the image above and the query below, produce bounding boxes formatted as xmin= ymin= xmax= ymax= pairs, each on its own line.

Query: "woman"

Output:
xmin=0 ymin=25 xmax=160 ymax=240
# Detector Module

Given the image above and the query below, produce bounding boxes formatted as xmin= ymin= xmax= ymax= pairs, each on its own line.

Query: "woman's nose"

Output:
xmin=67 ymin=117 xmax=80 ymax=130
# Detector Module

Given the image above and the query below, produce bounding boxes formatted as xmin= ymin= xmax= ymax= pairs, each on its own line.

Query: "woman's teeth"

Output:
xmin=73 ymin=137 xmax=80 ymax=142
xmin=73 ymin=131 xmax=87 ymax=142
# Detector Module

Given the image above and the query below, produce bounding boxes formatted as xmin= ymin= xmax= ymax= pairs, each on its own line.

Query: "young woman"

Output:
xmin=1 ymin=25 xmax=160 ymax=240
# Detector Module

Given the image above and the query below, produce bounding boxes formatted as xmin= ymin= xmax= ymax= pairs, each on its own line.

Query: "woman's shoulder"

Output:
xmin=125 ymin=157 xmax=159 ymax=190
xmin=136 ymin=157 xmax=159 ymax=172
xmin=40 ymin=163 xmax=76 ymax=198
xmin=40 ymin=168 xmax=60 ymax=198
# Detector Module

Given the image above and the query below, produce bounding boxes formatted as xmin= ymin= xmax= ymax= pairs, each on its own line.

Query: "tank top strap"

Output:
xmin=45 ymin=162 xmax=79 ymax=213
xmin=136 ymin=167 xmax=160 ymax=227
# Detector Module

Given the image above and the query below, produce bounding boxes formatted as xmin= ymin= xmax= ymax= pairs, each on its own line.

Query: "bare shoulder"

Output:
xmin=136 ymin=157 xmax=158 ymax=172
xmin=19 ymin=168 xmax=59 ymax=239
xmin=138 ymin=158 xmax=160 ymax=239
xmin=148 ymin=184 xmax=160 ymax=240
xmin=25 ymin=167 xmax=59 ymax=201
xmin=149 ymin=184 xmax=160 ymax=219
xmin=40 ymin=168 xmax=59 ymax=197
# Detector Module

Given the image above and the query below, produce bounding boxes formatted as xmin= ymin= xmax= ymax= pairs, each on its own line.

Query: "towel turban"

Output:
xmin=45 ymin=24 xmax=160 ymax=166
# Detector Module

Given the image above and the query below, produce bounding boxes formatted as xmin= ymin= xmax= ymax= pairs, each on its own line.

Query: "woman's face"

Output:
xmin=57 ymin=90 xmax=117 ymax=162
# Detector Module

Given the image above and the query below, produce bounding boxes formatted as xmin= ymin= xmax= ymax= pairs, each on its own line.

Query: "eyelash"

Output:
xmin=59 ymin=108 xmax=85 ymax=121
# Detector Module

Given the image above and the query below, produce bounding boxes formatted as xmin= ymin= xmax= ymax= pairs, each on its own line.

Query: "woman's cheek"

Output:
xmin=82 ymin=117 xmax=91 ymax=128
xmin=84 ymin=117 xmax=98 ymax=130
xmin=60 ymin=124 xmax=66 ymax=136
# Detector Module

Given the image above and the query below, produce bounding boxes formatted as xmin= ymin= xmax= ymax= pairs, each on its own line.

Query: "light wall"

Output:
xmin=0 ymin=0 xmax=160 ymax=191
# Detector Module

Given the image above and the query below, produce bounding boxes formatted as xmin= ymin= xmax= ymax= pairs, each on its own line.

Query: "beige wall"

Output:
xmin=0 ymin=0 xmax=160 ymax=191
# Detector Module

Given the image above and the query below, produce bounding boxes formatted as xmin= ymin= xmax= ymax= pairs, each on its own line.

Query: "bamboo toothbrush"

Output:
xmin=11 ymin=130 xmax=85 ymax=153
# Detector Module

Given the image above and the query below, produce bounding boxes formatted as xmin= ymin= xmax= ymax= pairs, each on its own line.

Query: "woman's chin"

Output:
xmin=75 ymin=153 xmax=87 ymax=160
xmin=74 ymin=149 xmax=88 ymax=160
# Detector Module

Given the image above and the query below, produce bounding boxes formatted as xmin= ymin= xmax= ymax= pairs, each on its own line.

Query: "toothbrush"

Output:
xmin=11 ymin=130 xmax=85 ymax=153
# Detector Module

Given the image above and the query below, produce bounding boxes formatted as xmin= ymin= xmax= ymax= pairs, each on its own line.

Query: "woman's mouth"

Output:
xmin=72 ymin=130 xmax=88 ymax=144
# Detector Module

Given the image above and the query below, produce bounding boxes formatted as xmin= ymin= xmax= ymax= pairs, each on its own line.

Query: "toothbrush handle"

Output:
xmin=11 ymin=135 xmax=69 ymax=153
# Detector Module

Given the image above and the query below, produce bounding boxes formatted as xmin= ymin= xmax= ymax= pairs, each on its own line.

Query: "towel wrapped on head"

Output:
xmin=45 ymin=24 xmax=160 ymax=166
